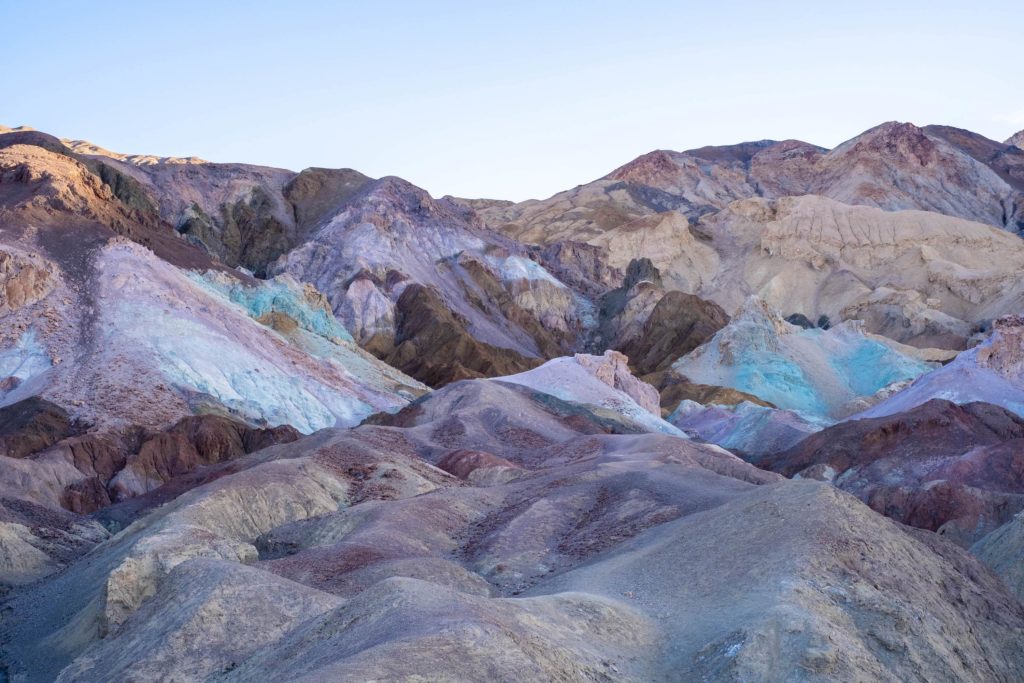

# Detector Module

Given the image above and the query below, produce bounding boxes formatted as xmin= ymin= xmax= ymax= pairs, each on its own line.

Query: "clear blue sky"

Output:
xmin=2 ymin=1 xmax=1021 ymax=200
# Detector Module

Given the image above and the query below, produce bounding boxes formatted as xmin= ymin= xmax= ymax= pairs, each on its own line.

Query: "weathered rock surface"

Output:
xmin=859 ymin=314 xmax=1024 ymax=420
xmin=379 ymin=283 xmax=542 ymax=386
xmin=479 ymin=124 xmax=1024 ymax=350
xmin=0 ymin=411 xmax=298 ymax=518
xmin=0 ymin=497 xmax=107 ymax=588
xmin=972 ymin=512 xmax=1024 ymax=601
xmin=764 ymin=399 xmax=1024 ymax=545
xmin=498 ymin=351 xmax=674 ymax=433
xmin=0 ymin=236 xmax=425 ymax=433
xmin=0 ymin=247 xmax=55 ymax=313
xmin=271 ymin=175 xmax=593 ymax=384
xmin=0 ymin=396 xmax=76 ymax=459
xmin=672 ymin=297 xmax=934 ymax=419
xmin=8 ymin=377 xmax=1023 ymax=682
xmin=642 ymin=369 xmax=773 ymax=415
xmin=617 ymin=289 xmax=728 ymax=375
xmin=670 ymin=400 xmax=823 ymax=457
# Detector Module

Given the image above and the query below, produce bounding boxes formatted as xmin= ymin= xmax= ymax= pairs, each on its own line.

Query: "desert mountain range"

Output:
xmin=3 ymin=121 xmax=1024 ymax=680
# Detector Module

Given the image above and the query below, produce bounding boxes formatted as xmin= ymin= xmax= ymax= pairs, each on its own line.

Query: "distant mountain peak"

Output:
xmin=832 ymin=121 xmax=939 ymax=166
xmin=62 ymin=137 xmax=207 ymax=165
xmin=605 ymin=149 xmax=680 ymax=184
xmin=1007 ymin=129 xmax=1024 ymax=149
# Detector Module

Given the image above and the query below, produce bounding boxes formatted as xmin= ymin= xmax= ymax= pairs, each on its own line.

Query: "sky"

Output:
xmin=2 ymin=1 xmax=1021 ymax=201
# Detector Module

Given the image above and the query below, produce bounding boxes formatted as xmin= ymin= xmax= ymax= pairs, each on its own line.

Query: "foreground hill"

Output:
xmin=4 ymin=122 xmax=1024 ymax=681
xmin=4 ymin=356 xmax=1023 ymax=681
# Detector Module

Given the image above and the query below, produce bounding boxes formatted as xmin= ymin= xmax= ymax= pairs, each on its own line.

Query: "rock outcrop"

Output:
xmin=0 ymin=396 xmax=77 ymax=459
xmin=972 ymin=512 xmax=1024 ymax=601
xmin=640 ymin=370 xmax=773 ymax=415
xmin=378 ymin=283 xmax=542 ymax=386
xmin=857 ymin=314 xmax=1024 ymax=420
xmin=497 ymin=351 xmax=673 ymax=433
xmin=0 ymin=410 xmax=298 ymax=516
xmin=763 ymin=399 xmax=1024 ymax=546
xmin=616 ymin=289 xmax=728 ymax=375
xmin=670 ymin=400 xmax=822 ymax=457
xmin=671 ymin=297 xmax=934 ymax=419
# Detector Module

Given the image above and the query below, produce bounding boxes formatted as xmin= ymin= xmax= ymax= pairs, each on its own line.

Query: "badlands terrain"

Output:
xmin=1 ymin=122 xmax=1024 ymax=680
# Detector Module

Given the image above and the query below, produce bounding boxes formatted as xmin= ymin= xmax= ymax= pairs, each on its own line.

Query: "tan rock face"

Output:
xmin=976 ymin=315 xmax=1024 ymax=378
xmin=0 ymin=249 xmax=55 ymax=313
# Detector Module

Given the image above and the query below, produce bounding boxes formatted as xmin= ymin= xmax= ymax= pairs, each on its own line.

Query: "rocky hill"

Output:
xmin=5 ymin=122 xmax=1024 ymax=681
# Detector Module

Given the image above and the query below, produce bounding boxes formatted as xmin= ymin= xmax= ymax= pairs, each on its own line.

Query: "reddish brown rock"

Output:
xmin=764 ymin=399 xmax=1024 ymax=544
xmin=380 ymin=284 xmax=541 ymax=387
xmin=25 ymin=413 xmax=300 ymax=514
xmin=642 ymin=370 xmax=773 ymax=416
xmin=616 ymin=290 xmax=728 ymax=376
xmin=109 ymin=416 xmax=300 ymax=500
xmin=0 ymin=396 xmax=77 ymax=459
xmin=436 ymin=449 xmax=521 ymax=480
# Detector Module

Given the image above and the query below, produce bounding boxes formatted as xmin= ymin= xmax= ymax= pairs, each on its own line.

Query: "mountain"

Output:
xmin=483 ymin=121 xmax=1024 ymax=237
xmin=0 ymin=130 xmax=428 ymax=560
xmin=6 ymin=121 xmax=1024 ymax=680
xmin=478 ymin=134 xmax=1024 ymax=350
xmin=1006 ymin=128 xmax=1024 ymax=149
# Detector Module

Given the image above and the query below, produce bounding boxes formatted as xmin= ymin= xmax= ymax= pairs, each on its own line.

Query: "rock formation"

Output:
xmin=6 ymin=376 xmax=1023 ymax=682
xmin=478 ymin=124 xmax=1024 ymax=350
xmin=763 ymin=399 xmax=1024 ymax=546
xmin=4 ymin=122 xmax=1024 ymax=681
xmin=670 ymin=400 xmax=823 ymax=457
xmin=671 ymin=297 xmax=935 ymax=419
xmin=857 ymin=314 xmax=1024 ymax=420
